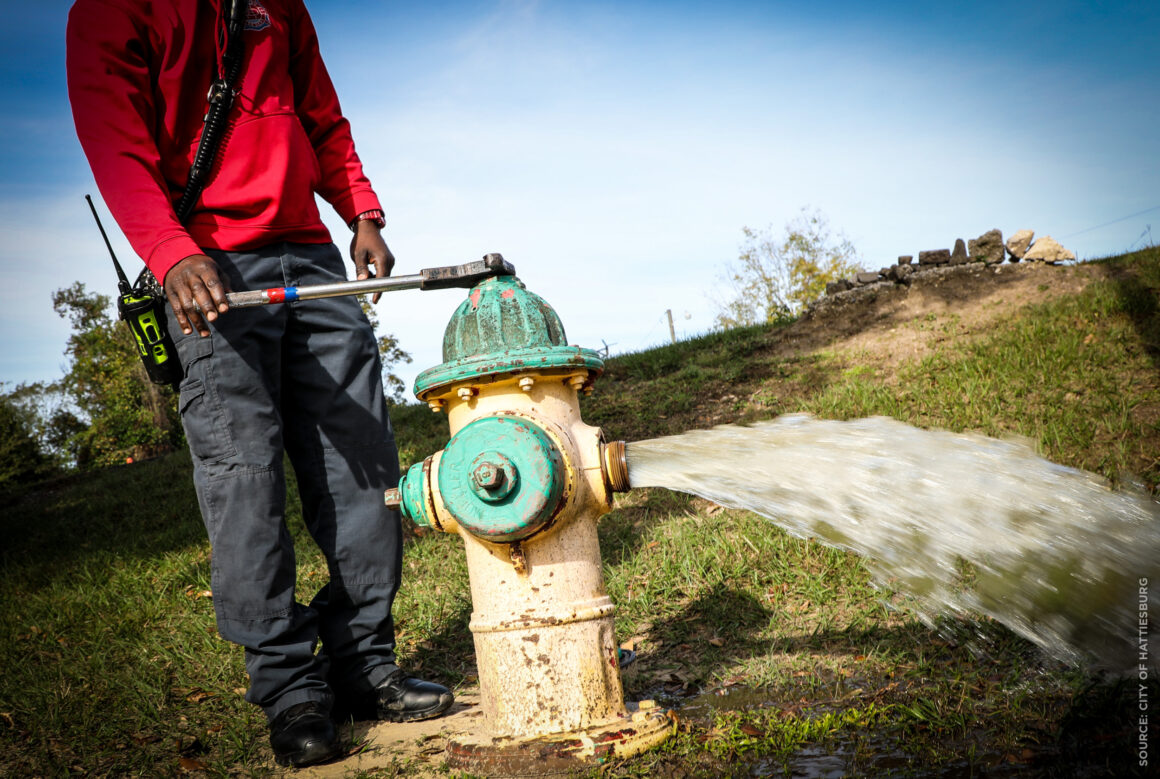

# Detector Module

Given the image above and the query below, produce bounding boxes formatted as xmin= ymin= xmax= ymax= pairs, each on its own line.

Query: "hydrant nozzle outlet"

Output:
xmin=602 ymin=440 xmax=630 ymax=493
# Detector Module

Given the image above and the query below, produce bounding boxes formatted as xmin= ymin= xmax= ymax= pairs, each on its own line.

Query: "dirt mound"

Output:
xmin=789 ymin=261 xmax=1106 ymax=364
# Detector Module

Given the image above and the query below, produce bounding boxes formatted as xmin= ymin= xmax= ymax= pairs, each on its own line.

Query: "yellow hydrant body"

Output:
xmin=449 ymin=378 xmax=623 ymax=736
xmin=388 ymin=271 xmax=671 ymax=773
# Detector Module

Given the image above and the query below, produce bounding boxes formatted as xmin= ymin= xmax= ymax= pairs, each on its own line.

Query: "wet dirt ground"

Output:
xmin=294 ymin=690 xmax=483 ymax=778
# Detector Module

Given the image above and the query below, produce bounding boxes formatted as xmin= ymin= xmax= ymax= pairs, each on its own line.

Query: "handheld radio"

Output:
xmin=86 ymin=195 xmax=183 ymax=388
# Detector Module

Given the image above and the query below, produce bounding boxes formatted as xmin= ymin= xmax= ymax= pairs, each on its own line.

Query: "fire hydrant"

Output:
xmin=385 ymin=261 xmax=673 ymax=774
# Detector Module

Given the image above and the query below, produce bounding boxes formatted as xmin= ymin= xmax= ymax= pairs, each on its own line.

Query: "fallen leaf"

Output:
xmin=620 ymin=636 xmax=647 ymax=651
xmin=739 ymin=723 xmax=763 ymax=737
xmin=707 ymin=637 xmax=724 ymax=647
xmin=1083 ymin=333 xmax=1095 ymax=345
xmin=179 ymin=757 xmax=208 ymax=771
xmin=197 ymin=590 xmax=212 ymax=599
xmin=186 ymin=691 xmax=214 ymax=704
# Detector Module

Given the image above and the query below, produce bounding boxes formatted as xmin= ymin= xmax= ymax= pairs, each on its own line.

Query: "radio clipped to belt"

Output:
xmin=85 ymin=195 xmax=183 ymax=388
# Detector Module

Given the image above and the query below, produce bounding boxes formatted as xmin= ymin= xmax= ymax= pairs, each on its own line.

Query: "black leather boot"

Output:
xmin=360 ymin=672 xmax=454 ymax=722
xmin=269 ymin=701 xmax=340 ymax=767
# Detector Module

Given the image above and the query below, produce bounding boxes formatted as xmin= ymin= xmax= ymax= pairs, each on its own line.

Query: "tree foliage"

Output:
xmin=713 ymin=208 xmax=862 ymax=328
xmin=2 ymin=381 xmax=83 ymax=470
xmin=52 ymin=283 xmax=182 ymax=467
xmin=360 ymin=299 xmax=413 ymax=403
xmin=0 ymin=389 xmax=59 ymax=491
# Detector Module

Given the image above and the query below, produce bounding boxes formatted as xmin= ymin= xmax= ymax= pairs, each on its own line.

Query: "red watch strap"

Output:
xmin=350 ymin=209 xmax=385 ymax=230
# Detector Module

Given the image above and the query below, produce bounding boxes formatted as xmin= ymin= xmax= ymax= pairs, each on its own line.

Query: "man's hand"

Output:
xmin=164 ymin=254 xmax=230 ymax=337
xmin=351 ymin=221 xmax=395 ymax=304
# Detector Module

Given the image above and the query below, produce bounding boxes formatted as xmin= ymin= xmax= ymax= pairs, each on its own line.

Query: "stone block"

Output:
xmin=1006 ymin=229 xmax=1034 ymax=261
xmin=950 ymin=238 xmax=969 ymax=265
xmin=1023 ymin=235 xmax=1076 ymax=264
xmin=887 ymin=263 xmax=915 ymax=282
xmin=969 ymin=228 xmax=1004 ymax=264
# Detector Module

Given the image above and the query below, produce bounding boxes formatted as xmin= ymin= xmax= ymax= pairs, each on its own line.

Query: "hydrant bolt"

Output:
xmin=473 ymin=463 xmax=503 ymax=490
xmin=467 ymin=450 xmax=519 ymax=504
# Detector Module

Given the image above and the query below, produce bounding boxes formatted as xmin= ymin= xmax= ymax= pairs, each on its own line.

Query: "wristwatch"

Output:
xmin=350 ymin=209 xmax=385 ymax=231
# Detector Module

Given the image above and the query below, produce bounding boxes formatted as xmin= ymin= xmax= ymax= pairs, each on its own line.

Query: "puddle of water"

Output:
xmin=626 ymin=414 xmax=1160 ymax=670
xmin=778 ymin=746 xmax=848 ymax=779
xmin=676 ymin=685 xmax=781 ymax=725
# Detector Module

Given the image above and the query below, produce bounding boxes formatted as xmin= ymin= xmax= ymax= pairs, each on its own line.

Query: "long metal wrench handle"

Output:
xmin=198 ymin=253 xmax=515 ymax=310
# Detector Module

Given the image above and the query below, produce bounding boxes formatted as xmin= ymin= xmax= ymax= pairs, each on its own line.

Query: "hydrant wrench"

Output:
xmin=196 ymin=253 xmax=515 ymax=310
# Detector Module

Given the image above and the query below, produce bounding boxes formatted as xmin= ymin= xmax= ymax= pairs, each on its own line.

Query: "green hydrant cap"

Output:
xmin=414 ymin=275 xmax=604 ymax=399
xmin=437 ymin=415 xmax=565 ymax=542
xmin=397 ymin=459 xmax=433 ymax=529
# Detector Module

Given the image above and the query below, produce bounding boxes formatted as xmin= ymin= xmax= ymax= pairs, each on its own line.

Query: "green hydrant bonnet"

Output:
xmin=413 ymin=276 xmax=604 ymax=399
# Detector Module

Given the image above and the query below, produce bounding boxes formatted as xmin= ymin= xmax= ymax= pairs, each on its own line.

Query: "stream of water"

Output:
xmin=626 ymin=414 xmax=1159 ymax=670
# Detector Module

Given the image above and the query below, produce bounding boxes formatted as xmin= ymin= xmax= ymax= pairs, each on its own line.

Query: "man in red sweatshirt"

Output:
xmin=67 ymin=0 xmax=451 ymax=767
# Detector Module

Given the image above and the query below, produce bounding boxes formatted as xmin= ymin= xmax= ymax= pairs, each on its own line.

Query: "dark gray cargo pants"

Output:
xmin=168 ymin=242 xmax=402 ymax=720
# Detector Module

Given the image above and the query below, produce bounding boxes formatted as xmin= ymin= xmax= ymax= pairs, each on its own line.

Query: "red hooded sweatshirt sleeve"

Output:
xmin=66 ymin=0 xmax=383 ymax=284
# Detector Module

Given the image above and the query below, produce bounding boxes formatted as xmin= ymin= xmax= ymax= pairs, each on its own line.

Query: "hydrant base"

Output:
xmin=445 ymin=704 xmax=674 ymax=776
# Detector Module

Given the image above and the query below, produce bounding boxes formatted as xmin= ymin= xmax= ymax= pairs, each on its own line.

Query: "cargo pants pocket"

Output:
xmin=177 ymin=336 xmax=237 ymax=462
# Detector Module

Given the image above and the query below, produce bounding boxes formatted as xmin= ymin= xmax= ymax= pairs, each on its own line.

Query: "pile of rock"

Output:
xmin=824 ymin=229 xmax=1077 ymax=296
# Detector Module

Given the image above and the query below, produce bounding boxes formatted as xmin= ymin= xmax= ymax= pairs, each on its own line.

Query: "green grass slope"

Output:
xmin=1 ymin=248 xmax=1156 ymax=777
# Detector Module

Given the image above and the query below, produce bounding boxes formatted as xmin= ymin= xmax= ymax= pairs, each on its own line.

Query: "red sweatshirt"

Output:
xmin=66 ymin=0 xmax=383 ymax=283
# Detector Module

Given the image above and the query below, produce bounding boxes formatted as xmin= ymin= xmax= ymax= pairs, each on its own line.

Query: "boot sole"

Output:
xmin=378 ymin=692 xmax=455 ymax=723
xmin=273 ymin=738 xmax=341 ymax=768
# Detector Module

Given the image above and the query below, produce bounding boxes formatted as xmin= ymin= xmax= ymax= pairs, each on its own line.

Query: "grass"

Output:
xmin=1 ymin=248 xmax=1158 ymax=776
xmin=799 ymin=258 xmax=1160 ymax=486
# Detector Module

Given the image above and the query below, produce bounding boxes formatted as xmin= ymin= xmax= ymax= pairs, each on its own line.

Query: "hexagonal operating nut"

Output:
xmin=472 ymin=462 xmax=504 ymax=490
xmin=468 ymin=451 xmax=517 ymax=502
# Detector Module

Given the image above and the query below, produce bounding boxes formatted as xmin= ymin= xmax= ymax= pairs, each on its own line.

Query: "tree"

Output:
xmin=2 ymin=381 xmax=82 ymax=469
xmin=0 ymin=389 xmax=58 ymax=491
xmin=52 ymin=283 xmax=182 ymax=466
xmin=360 ymin=299 xmax=413 ymax=403
xmin=713 ymin=208 xmax=862 ymax=328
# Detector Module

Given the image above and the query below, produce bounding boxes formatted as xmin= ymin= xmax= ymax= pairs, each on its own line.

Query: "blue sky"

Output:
xmin=2 ymin=0 xmax=1157 ymax=394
